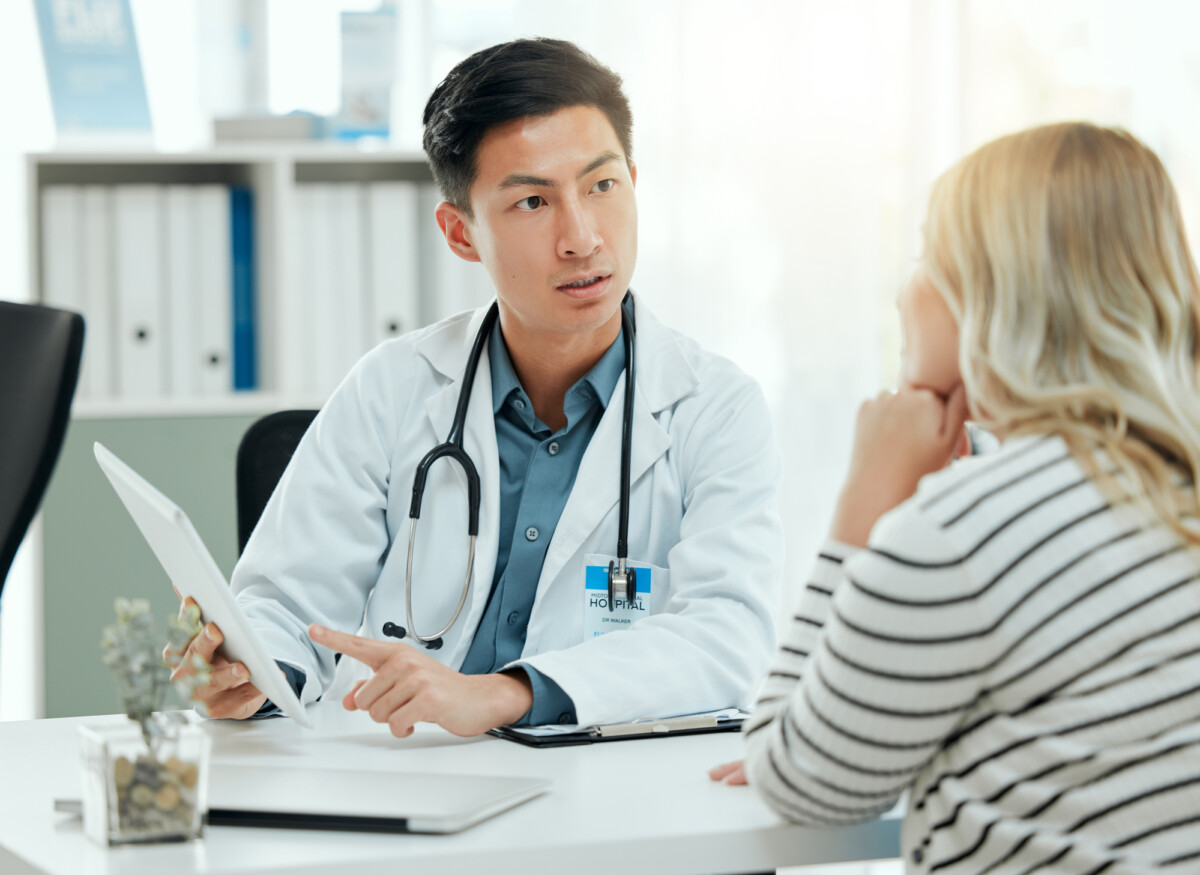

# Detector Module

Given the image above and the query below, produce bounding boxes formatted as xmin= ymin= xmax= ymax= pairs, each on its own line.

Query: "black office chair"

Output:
xmin=0 ymin=301 xmax=84 ymax=593
xmin=235 ymin=409 xmax=318 ymax=555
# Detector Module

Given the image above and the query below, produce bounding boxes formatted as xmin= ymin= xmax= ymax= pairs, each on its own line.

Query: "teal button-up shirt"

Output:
xmin=458 ymin=313 xmax=626 ymax=725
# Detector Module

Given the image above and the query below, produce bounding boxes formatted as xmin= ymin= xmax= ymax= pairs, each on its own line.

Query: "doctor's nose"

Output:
xmin=557 ymin=201 xmax=602 ymax=259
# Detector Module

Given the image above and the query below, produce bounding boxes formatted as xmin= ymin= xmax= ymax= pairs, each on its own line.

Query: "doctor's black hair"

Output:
xmin=421 ymin=38 xmax=634 ymax=219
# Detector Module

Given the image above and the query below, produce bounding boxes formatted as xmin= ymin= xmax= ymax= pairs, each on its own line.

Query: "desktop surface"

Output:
xmin=0 ymin=702 xmax=900 ymax=875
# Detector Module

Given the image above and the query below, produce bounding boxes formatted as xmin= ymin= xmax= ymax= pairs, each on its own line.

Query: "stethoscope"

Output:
xmin=382 ymin=294 xmax=638 ymax=650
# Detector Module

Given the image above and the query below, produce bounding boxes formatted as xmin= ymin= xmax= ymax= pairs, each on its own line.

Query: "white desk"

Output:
xmin=0 ymin=704 xmax=899 ymax=874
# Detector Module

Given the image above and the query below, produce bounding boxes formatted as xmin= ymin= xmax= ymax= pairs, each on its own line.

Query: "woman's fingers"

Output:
xmin=708 ymin=760 xmax=748 ymax=784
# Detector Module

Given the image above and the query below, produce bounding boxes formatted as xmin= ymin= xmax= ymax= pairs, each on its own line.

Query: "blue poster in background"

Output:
xmin=34 ymin=0 xmax=152 ymax=136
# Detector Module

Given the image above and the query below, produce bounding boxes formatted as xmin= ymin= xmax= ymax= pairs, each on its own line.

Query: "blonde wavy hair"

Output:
xmin=923 ymin=122 xmax=1200 ymax=543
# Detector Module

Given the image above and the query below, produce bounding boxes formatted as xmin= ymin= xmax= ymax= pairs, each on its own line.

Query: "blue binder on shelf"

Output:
xmin=229 ymin=187 xmax=257 ymax=391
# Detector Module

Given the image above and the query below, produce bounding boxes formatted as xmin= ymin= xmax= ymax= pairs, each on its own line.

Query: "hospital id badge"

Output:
xmin=583 ymin=554 xmax=653 ymax=638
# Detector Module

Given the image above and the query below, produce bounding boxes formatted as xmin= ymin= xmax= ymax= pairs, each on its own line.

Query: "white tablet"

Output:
xmin=94 ymin=442 xmax=312 ymax=728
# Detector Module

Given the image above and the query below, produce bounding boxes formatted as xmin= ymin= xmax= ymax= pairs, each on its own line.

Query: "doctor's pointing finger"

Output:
xmin=308 ymin=624 xmax=535 ymax=738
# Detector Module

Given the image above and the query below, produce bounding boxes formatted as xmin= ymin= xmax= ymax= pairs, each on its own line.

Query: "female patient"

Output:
xmin=720 ymin=123 xmax=1200 ymax=873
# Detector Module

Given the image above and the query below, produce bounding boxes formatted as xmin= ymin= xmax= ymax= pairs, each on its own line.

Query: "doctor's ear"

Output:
xmin=434 ymin=201 xmax=482 ymax=264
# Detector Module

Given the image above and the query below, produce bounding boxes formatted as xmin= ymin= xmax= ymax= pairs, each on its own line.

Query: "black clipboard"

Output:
xmin=488 ymin=710 xmax=747 ymax=748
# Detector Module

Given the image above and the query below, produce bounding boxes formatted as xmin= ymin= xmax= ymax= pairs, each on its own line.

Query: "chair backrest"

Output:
xmin=236 ymin=409 xmax=318 ymax=555
xmin=0 ymin=301 xmax=85 ymax=591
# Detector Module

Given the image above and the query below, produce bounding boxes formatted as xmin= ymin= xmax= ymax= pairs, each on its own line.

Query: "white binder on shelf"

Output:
xmin=194 ymin=185 xmax=234 ymax=395
xmin=40 ymin=187 xmax=85 ymax=396
xmin=40 ymin=186 xmax=81 ymax=313
xmin=112 ymin=185 xmax=166 ymax=398
xmin=281 ymin=185 xmax=318 ymax=398
xmin=366 ymin=181 xmax=420 ymax=346
xmin=419 ymin=183 xmax=492 ymax=325
xmin=329 ymin=183 xmax=369 ymax=378
xmin=80 ymin=187 xmax=115 ymax=399
xmin=307 ymin=183 xmax=339 ymax=396
xmin=163 ymin=185 xmax=200 ymax=397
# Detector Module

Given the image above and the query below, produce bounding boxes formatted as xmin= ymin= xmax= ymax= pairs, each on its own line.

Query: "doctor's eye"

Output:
xmin=515 ymin=195 xmax=544 ymax=211
xmin=591 ymin=178 xmax=616 ymax=194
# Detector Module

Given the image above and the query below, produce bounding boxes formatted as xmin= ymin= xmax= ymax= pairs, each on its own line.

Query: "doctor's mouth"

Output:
xmin=556 ymin=272 xmax=614 ymax=300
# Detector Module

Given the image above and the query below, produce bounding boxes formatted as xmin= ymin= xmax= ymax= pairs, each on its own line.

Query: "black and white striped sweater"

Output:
xmin=744 ymin=433 xmax=1200 ymax=874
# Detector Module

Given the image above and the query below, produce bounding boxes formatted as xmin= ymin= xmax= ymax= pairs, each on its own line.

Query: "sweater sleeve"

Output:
xmin=744 ymin=508 xmax=995 ymax=825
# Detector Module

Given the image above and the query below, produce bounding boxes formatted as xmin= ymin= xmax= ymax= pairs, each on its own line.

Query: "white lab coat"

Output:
xmin=232 ymin=296 xmax=784 ymax=726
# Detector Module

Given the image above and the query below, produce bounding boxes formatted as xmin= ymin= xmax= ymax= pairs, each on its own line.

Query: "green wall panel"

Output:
xmin=41 ymin=413 xmax=259 ymax=718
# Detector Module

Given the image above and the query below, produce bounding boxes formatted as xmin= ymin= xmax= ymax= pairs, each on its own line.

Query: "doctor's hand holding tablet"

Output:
xmin=169 ymin=597 xmax=267 ymax=720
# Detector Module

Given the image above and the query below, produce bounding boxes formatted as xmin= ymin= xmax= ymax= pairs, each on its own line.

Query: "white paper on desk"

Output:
xmin=516 ymin=708 xmax=747 ymax=737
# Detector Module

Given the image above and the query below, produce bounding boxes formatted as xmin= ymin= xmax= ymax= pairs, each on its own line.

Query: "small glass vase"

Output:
xmin=77 ymin=718 xmax=210 ymax=845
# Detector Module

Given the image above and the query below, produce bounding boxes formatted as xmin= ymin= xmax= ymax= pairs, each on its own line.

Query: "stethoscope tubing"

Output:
xmin=616 ymin=302 xmax=636 ymax=564
xmin=398 ymin=295 xmax=636 ymax=647
xmin=403 ymin=302 xmax=498 ymax=646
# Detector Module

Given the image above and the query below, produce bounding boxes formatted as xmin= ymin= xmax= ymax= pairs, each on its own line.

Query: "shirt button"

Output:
xmin=506 ymin=611 xmax=519 ymax=626
xmin=557 ymin=712 xmax=573 ymax=724
xmin=547 ymin=441 xmax=560 ymax=456
xmin=525 ymin=526 xmax=539 ymax=541
xmin=512 ymin=398 xmax=526 ymax=410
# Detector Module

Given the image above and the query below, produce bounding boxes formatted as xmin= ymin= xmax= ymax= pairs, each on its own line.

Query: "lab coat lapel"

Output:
xmin=537 ymin=302 xmax=696 ymax=592
xmin=417 ymin=305 xmax=495 ymax=437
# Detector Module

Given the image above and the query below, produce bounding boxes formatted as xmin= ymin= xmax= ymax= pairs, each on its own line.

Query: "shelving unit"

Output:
xmin=27 ymin=146 xmax=494 ymax=717
xmin=26 ymin=145 xmax=485 ymax=418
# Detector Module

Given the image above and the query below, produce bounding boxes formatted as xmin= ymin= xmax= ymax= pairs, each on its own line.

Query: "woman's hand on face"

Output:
xmin=829 ymin=382 xmax=969 ymax=548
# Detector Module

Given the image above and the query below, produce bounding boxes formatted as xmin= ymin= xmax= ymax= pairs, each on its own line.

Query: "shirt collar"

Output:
xmin=489 ymin=313 xmax=627 ymax=422
xmin=489 ymin=322 xmax=526 ymax=415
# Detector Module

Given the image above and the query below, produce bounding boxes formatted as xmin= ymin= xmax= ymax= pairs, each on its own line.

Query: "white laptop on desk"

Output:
xmin=207 ymin=764 xmax=550 ymax=834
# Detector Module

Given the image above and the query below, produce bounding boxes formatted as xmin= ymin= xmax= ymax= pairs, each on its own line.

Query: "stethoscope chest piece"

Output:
xmin=382 ymin=621 xmax=443 ymax=650
xmin=607 ymin=559 xmax=637 ymax=612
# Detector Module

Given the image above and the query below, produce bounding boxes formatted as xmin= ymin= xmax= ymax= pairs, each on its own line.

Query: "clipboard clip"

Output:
xmin=594 ymin=714 xmax=720 ymax=738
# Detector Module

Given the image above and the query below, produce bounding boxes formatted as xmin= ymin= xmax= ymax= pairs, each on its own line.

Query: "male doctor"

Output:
xmin=180 ymin=38 xmax=784 ymax=737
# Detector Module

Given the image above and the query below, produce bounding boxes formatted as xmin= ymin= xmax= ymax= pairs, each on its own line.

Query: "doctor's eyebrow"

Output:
xmin=497 ymin=151 xmax=623 ymax=190
xmin=578 ymin=151 xmax=622 ymax=178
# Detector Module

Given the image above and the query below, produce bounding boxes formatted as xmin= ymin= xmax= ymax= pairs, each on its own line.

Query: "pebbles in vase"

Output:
xmin=112 ymin=753 xmax=199 ymax=839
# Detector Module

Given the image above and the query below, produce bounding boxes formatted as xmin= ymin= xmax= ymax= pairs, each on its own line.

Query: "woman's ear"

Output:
xmin=435 ymin=201 xmax=482 ymax=263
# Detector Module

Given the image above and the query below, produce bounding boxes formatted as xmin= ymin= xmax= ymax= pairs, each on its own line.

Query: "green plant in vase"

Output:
xmin=90 ymin=597 xmax=212 ymax=842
